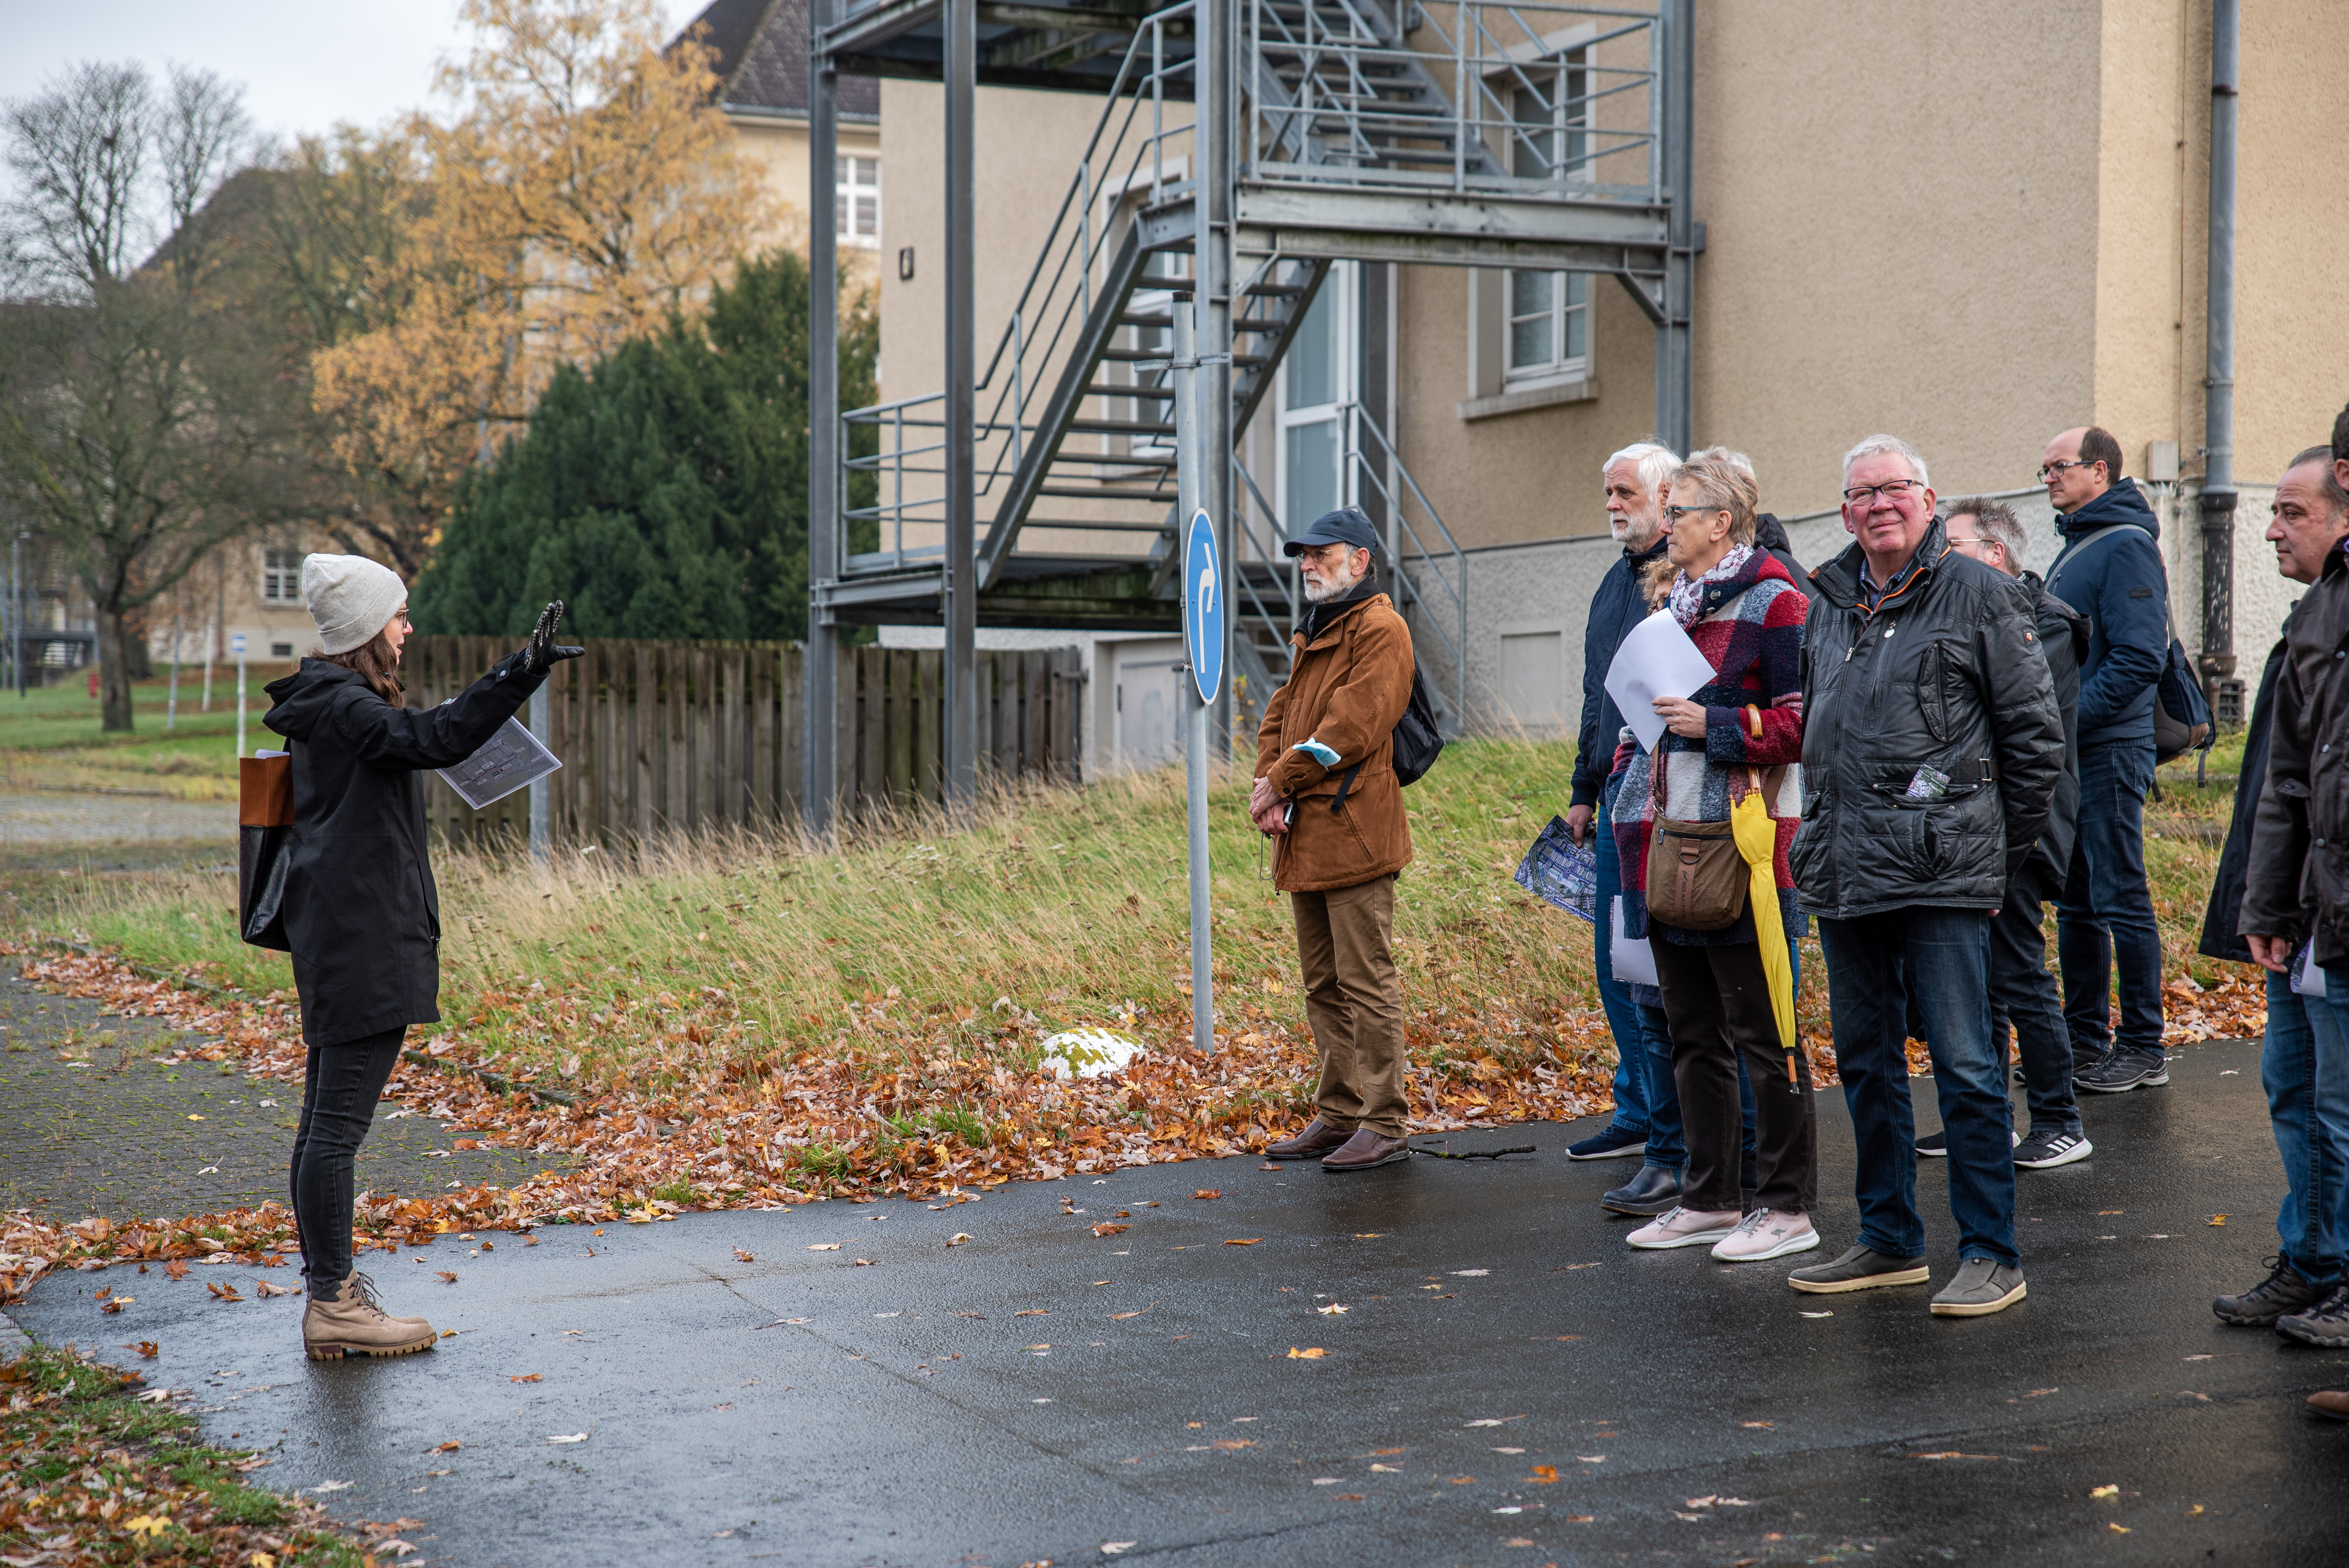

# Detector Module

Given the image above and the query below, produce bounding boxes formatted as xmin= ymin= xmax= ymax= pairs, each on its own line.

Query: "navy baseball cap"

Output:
xmin=1283 ymin=506 xmax=1381 ymax=557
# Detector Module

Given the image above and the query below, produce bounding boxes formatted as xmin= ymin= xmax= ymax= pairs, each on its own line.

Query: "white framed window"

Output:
xmin=1503 ymin=55 xmax=1590 ymax=389
xmin=260 ymin=548 xmax=301 ymax=604
xmin=1275 ymin=262 xmax=1356 ymax=532
xmin=835 ymin=156 xmax=880 ymax=246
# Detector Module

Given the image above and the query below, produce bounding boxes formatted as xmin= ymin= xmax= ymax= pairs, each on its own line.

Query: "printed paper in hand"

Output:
xmin=1513 ymin=816 xmax=1597 ymax=923
xmin=2294 ymin=940 xmax=2327 ymax=999
xmin=1604 ymin=609 xmax=1718 ymax=754
xmin=437 ymin=716 xmax=561 ymax=810
xmin=1609 ymin=895 xmax=1658 ymax=986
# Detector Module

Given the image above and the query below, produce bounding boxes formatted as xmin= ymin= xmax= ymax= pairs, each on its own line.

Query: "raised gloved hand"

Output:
xmin=523 ymin=600 xmax=585 ymax=675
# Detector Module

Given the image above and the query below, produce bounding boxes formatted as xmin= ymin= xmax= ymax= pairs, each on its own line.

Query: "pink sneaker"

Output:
xmin=1626 ymin=1205 xmax=1743 ymax=1250
xmin=1709 ymin=1208 xmax=1821 ymax=1262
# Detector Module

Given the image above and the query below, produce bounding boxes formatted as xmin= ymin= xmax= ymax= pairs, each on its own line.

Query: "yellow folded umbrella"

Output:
xmin=1731 ymin=768 xmax=1798 ymax=1078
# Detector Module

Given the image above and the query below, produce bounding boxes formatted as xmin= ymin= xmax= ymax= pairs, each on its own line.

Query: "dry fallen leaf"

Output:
xmin=1526 ymin=1465 xmax=1559 ymax=1484
xmin=1567 ymin=1515 xmax=1595 ymax=1523
xmin=1317 ymin=1304 xmax=1349 ymax=1315
xmin=435 ymin=1271 xmax=458 ymax=1284
xmin=206 ymin=1282 xmax=242 ymax=1303
xmin=1192 ymin=1189 xmax=1221 ymax=1200
xmin=808 ymin=1243 xmax=842 ymax=1251
xmin=1210 ymin=1438 xmax=1255 ymax=1450
xmin=255 ymin=1281 xmax=295 ymax=1298
xmin=1092 ymin=1223 xmax=1130 ymax=1237
xmin=1014 ymin=1308 xmax=1049 ymax=1316
xmin=946 ymin=1233 xmax=972 ymax=1247
xmin=510 ymin=1373 xmax=542 ymax=1383
xmin=854 ymin=1258 xmax=875 ymax=1267
xmin=2091 ymin=1484 xmax=2119 ymax=1498
xmin=2109 ymin=1524 xmax=2131 ymax=1534
xmin=1110 ymin=1306 xmax=1153 ymax=1320
xmin=2206 ymin=1215 xmax=2227 ymax=1226
xmin=1286 ymin=1346 xmax=1328 ymax=1359
xmin=128 ymin=1341 xmax=159 ymax=1358
xmin=164 ymin=1260 xmax=189 ymax=1281
xmin=99 ymin=1296 xmax=132 ymax=1314
xmin=1224 ymin=1238 xmax=1262 ymax=1246
xmin=432 ymin=1440 xmax=461 ymax=1453
xmin=734 ymin=1249 xmax=756 ymax=1262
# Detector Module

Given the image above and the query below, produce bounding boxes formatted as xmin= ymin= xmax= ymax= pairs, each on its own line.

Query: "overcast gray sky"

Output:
xmin=0 ymin=2 xmax=683 ymax=151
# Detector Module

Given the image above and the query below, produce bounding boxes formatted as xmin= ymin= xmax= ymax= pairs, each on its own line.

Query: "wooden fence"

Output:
xmin=401 ymin=637 xmax=1085 ymax=849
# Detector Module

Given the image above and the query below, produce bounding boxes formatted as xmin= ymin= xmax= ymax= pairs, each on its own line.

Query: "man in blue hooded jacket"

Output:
xmin=2039 ymin=425 xmax=2170 ymax=1092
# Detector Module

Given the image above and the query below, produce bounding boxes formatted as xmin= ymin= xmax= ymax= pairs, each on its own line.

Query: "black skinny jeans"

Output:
xmin=1986 ymin=860 xmax=2083 ymax=1135
xmin=290 ymin=1026 xmax=405 ymax=1303
xmin=1651 ymin=937 xmax=1818 ymax=1216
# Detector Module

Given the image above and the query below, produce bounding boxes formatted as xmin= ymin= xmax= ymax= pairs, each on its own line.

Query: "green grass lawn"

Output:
xmin=0 ymin=665 xmax=292 ymax=802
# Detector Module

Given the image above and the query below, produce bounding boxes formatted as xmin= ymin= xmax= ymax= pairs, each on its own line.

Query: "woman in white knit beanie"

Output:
xmin=260 ymin=558 xmax=580 ymax=1361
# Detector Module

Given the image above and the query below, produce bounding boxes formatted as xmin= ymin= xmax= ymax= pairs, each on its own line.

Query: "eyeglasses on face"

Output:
xmin=1842 ymin=479 xmax=1925 ymax=506
xmin=2037 ymin=458 xmax=2100 ymax=482
xmin=1663 ymin=504 xmax=1727 ymax=523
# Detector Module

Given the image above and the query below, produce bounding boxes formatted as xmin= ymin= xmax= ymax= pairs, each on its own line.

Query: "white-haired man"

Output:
xmin=1786 ymin=436 xmax=2065 ymax=1317
xmin=1563 ymin=442 xmax=1680 ymax=1187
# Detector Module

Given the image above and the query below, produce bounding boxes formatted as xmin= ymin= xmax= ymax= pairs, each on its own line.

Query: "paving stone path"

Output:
xmin=0 ymin=974 xmax=567 ymax=1223
xmin=0 ymin=791 xmax=236 ymax=845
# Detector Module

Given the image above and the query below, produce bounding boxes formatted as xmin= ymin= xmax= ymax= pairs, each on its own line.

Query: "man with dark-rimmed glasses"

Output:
xmin=1786 ymin=436 xmax=2064 ymax=1318
xmin=2039 ymin=426 xmax=2172 ymax=1094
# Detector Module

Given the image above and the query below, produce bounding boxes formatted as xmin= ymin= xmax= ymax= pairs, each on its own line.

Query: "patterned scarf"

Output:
xmin=1666 ymin=542 xmax=1754 ymax=628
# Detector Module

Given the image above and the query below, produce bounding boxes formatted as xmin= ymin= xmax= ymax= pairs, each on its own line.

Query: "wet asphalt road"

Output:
xmin=17 ymin=1035 xmax=2349 ymax=1566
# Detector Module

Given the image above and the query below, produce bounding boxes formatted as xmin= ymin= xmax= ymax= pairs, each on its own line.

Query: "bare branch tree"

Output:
xmin=0 ymin=60 xmax=280 ymax=732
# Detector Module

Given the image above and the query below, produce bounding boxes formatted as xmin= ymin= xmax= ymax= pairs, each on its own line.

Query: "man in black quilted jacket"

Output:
xmin=1785 ymin=435 xmax=2064 ymax=1319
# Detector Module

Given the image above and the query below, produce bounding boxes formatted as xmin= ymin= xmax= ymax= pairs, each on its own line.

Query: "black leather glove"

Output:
xmin=523 ymin=600 xmax=585 ymax=675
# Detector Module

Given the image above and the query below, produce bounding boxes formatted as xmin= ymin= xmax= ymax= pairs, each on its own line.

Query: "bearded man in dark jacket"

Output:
xmin=1783 ymin=436 xmax=2064 ymax=1320
xmin=2040 ymin=426 xmax=2172 ymax=1092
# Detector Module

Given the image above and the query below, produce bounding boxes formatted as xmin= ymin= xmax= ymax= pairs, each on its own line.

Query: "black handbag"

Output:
xmin=238 ymin=752 xmax=294 ymax=951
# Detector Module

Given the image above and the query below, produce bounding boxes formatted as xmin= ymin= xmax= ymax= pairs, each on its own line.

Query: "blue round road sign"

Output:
xmin=1185 ymin=508 xmax=1222 ymax=705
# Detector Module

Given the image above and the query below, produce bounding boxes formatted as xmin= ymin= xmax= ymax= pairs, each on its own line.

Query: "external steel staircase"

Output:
xmin=806 ymin=0 xmax=1691 ymax=814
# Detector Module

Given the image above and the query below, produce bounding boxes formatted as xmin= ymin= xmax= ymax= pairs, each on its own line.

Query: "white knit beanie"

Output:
xmin=301 ymin=554 xmax=408 ymax=655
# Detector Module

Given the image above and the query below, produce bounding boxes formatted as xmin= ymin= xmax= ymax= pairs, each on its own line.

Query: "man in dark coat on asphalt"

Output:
xmin=2040 ymin=426 xmax=2172 ymax=1093
xmin=1784 ymin=435 xmax=2064 ymax=1319
xmin=2224 ymin=443 xmax=2349 ymax=1389
xmin=1936 ymin=498 xmax=2091 ymax=1169
xmin=1563 ymin=442 xmax=1679 ymax=1176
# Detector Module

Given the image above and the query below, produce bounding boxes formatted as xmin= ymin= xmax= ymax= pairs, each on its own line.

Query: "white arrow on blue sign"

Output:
xmin=1184 ymin=508 xmax=1221 ymax=705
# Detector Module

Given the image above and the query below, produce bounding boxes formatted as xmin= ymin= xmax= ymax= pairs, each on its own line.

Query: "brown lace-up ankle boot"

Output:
xmin=303 ymin=1270 xmax=437 ymax=1360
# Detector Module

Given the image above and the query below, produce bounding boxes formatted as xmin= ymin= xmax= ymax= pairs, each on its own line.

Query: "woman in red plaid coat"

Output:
xmin=1611 ymin=456 xmax=1818 ymax=1263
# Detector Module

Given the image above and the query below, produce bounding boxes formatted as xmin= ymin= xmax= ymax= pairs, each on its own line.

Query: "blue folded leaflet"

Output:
xmin=1513 ymin=815 xmax=1596 ymax=923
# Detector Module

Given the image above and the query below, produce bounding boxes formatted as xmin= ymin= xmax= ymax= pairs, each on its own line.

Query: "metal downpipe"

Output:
xmin=2199 ymin=0 xmax=2239 ymax=697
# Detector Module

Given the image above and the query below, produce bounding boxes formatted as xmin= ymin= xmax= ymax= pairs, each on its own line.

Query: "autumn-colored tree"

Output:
xmin=309 ymin=0 xmax=783 ymax=578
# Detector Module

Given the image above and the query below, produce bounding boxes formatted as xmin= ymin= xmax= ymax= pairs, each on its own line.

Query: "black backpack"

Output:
xmin=1331 ymin=659 xmax=1444 ymax=812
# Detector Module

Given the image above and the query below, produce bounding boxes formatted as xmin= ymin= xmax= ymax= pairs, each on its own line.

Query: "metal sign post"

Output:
xmin=1175 ymin=299 xmax=1221 ymax=1056
xmin=231 ymin=633 xmax=247 ymax=758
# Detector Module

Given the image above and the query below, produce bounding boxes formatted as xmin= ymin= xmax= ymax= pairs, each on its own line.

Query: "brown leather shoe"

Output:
xmin=1321 ymin=1130 xmax=1411 ymax=1171
xmin=1265 ymin=1117 xmax=1353 ymax=1160
xmin=304 ymin=1270 xmax=437 ymax=1361
xmin=2310 ymin=1389 xmax=2349 ymax=1421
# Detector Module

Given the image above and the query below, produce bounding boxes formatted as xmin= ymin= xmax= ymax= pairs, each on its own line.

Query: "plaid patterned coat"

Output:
xmin=1611 ymin=551 xmax=1808 ymax=945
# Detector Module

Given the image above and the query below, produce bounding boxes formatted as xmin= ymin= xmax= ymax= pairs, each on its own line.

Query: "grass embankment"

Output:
xmin=0 ymin=666 xmax=291 ymax=803
xmin=59 ymin=741 xmax=1613 ymax=1087
xmin=0 ymin=1341 xmax=370 ymax=1566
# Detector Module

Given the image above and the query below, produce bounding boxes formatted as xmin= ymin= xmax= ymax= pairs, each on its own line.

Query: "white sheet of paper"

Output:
xmin=1609 ymin=895 xmax=1658 ymax=986
xmin=1604 ymin=608 xmax=1718 ymax=754
xmin=2297 ymin=942 xmax=2327 ymax=998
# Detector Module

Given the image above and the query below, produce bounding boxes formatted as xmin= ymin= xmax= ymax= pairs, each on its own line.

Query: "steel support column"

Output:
xmin=2199 ymin=0 xmax=2240 ymax=697
xmin=943 ymin=0 xmax=980 ymax=807
xmin=1654 ymin=0 xmax=1695 ymax=455
xmin=1197 ymin=0 xmax=1235 ymax=755
xmin=805 ymin=0 xmax=842 ymax=832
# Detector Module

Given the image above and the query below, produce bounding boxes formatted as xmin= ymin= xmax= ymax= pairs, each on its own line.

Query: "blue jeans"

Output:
xmin=2271 ymin=967 xmax=2349 ymax=1283
xmin=1592 ymin=790 xmax=1652 ymax=1137
xmin=1818 ymin=908 xmax=2018 ymax=1267
xmin=2057 ymin=740 xmax=2165 ymax=1058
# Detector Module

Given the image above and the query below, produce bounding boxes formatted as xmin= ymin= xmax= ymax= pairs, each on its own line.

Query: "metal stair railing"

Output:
xmin=1246 ymin=0 xmax=1662 ymax=203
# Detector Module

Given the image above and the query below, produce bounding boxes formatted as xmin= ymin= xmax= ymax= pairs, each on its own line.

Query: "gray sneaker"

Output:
xmin=2012 ymin=1128 xmax=2092 ymax=1169
xmin=2076 ymin=1047 xmax=2169 ymax=1094
xmin=1929 ymin=1257 xmax=2028 ymax=1317
xmin=2277 ymin=1284 xmax=2349 ymax=1348
xmin=1787 ymin=1245 xmax=1930 ymax=1294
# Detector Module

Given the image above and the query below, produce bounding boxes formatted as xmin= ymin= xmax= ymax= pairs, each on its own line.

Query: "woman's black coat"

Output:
xmin=262 ymin=653 xmax=545 ymax=1048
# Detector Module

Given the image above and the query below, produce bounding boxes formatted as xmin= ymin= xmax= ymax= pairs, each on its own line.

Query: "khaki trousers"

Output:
xmin=1291 ymin=872 xmax=1408 ymax=1137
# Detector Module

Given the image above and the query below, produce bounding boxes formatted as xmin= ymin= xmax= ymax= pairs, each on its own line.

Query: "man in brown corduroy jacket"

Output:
xmin=1250 ymin=507 xmax=1418 ymax=1172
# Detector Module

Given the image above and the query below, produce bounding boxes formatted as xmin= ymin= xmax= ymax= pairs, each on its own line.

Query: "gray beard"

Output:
xmin=1302 ymin=568 xmax=1363 ymax=603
